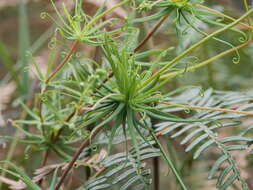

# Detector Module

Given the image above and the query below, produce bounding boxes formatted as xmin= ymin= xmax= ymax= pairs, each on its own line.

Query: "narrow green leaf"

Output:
xmin=185 ymin=134 xmax=208 ymax=152
xmin=208 ymin=155 xmax=228 ymax=179
xmin=193 ymin=139 xmax=215 ymax=159
xmin=18 ymin=0 xmax=30 ymax=94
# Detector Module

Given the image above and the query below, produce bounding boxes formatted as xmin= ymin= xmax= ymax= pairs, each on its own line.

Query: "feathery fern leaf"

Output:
xmin=79 ymin=141 xmax=160 ymax=190
xmin=155 ymin=87 xmax=253 ymax=189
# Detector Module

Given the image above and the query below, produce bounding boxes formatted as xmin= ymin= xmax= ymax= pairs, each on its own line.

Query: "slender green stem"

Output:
xmin=139 ymin=8 xmax=253 ymax=89
xmin=158 ymin=100 xmax=253 ymax=117
xmin=160 ymin=40 xmax=251 ymax=80
xmin=81 ymin=0 xmax=129 ymax=35
xmin=196 ymin=4 xmax=253 ymax=30
xmin=0 ymin=139 xmax=18 ymax=189
xmin=242 ymin=0 xmax=253 ymax=37
xmin=150 ymin=130 xmax=188 ymax=190
xmin=149 ymin=40 xmax=250 ymax=91
xmin=134 ymin=13 xmax=170 ymax=52
xmin=53 ymin=125 xmax=104 ymax=190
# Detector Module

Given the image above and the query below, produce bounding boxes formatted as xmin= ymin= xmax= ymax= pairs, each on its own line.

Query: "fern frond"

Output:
xmin=80 ymin=141 xmax=160 ymax=190
xmin=155 ymin=87 xmax=253 ymax=189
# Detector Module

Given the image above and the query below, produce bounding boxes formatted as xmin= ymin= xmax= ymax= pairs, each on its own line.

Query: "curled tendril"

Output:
xmin=54 ymin=28 xmax=61 ymax=37
xmin=48 ymin=37 xmax=57 ymax=50
xmin=232 ymin=55 xmax=240 ymax=64
xmin=212 ymin=39 xmax=241 ymax=65
xmin=57 ymin=28 xmax=68 ymax=39
xmin=184 ymin=108 xmax=191 ymax=113
xmin=183 ymin=12 xmax=243 ymax=66
xmin=238 ymin=34 xmax=248 ymax=43
xmin=196 ymin=14 xmax=248 ymax=45
xmin=40 ymin=12 xmax=48 ymax=19
xmin=91 ymin=144 xmax=98 ymax=152
xmin=41 ymin=8 xmax=72 ymax=38
xmin=75 ymin=51 xmax=82 ymax=58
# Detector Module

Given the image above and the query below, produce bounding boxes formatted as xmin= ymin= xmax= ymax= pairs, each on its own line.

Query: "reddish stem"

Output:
xmin=45 ymin=40 xmax=79 ymax=84
xmin=53 ymin=126 xmax=103 ymax=190
xmin=134 ymin=14 xmax=170 ymax=52
xmin=37 ymin=40 xmax=79 ymax=187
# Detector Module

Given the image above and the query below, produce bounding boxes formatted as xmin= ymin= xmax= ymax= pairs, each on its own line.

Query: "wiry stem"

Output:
xmin=158 ymin=101 xmax=253 ymax=117
xmin=196 ymin=4 xmax=253 ymax=30
xmin=37 ymin=149 xmax=50 ymax=186
xmin=151 ymin=110 xmax=160 ymax=190
xmin=53 ymin=125 xmax=103 ymax=190
xmin=153 ymin=153 xmax=160 ymax=190
xmin=37 ymin=40 xmax=79 ymax=187
xmin=134 ymin=14 xmax=170 ymax=52
xmin=160 ymin=40 xmax=251 ymax=80
xmin=147 ymin=40 xmax=250 ymax=92
xmin=242 ymin=0 xmax=253 ymax=37
xmin=150 ymin=130 xmax=188 ymax=190
xmin=45 ymin=40 xmax=79 ymax=84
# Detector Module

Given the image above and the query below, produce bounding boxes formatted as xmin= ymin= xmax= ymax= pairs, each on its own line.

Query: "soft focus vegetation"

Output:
xmin=1 ymin=0 xmax=253 ymax=190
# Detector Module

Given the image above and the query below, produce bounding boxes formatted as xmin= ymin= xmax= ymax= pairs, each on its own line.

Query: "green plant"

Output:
xmin=1 ymin=0 xmax=253 ymax=189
